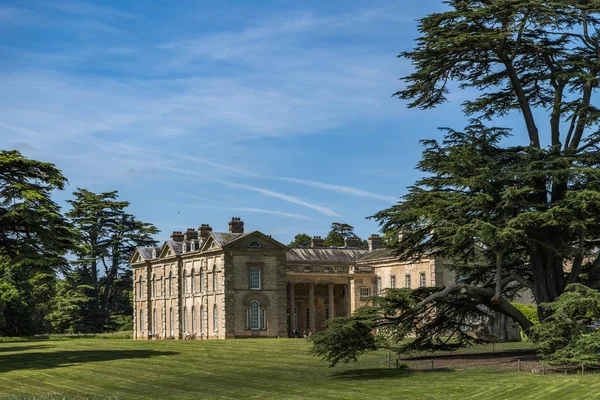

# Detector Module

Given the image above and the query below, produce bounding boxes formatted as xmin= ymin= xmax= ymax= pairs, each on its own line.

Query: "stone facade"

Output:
xmin=131 ymin=219 xmax=449 ymax=340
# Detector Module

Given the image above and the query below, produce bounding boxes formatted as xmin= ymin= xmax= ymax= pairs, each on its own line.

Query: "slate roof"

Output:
xmin=170 ymin=240 xmax=183 ymax=253
xmin=135 ymin=246 xmax=152 ymax=260
xmin=286 ymin=248 xmax=368 ymax=263
xmin=133 ymin=246 xmax=162 ymax=261
xmin=357 ymin=248 xmax=396 ymax=262
xmin=210 ymin=231 xmax=250 ymax=246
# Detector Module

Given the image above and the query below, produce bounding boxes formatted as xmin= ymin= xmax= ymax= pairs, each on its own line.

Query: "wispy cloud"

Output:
xmin=222 ymin=181 xmax=340 ymax=217
xmin=278 ymin=177 xmax=397 ymax=202
xmin=170 ymin=203 xmax=314 ymax=221
xmin=230 ymin=207 xmax=314 ymax=220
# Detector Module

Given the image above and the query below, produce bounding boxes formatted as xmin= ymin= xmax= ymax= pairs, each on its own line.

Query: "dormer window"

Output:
xmin=182 ymin=242 xmax=187 ymax=253
xmin=191 ymin=241 xmax=196 ymax=251
xmin=152 ymin=249 xmax=157 ymax=258
xmin=249 ymin=241 xmax=261 ymax=248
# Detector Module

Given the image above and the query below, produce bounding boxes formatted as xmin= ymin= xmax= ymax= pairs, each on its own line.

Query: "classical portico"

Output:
xmin=285 ymin=246 xmax=377 ymax=334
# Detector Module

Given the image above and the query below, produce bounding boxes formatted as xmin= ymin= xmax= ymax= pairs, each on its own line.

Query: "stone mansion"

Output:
xmin=130 ymin=217 xmax=455 ymax=340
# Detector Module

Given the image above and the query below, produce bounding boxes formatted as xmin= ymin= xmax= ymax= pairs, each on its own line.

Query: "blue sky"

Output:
xmin=0 ymin=0 xmax=532 ymax=244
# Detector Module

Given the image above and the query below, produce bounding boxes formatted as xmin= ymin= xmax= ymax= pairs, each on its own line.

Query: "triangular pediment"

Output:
xmin=158 ymin=242 xmax=171 ymax=258
xmin=200 ymin=234 xmax=223 ymax=252
xmin=130 ymin=248 xmax=144 ymax=265
xmin=158 ymin=241 xmax=181 ymax=259
xmin=223 ymin=231 xmax=288 ymax=250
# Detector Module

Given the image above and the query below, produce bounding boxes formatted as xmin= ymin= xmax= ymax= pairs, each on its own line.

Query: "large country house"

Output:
xmin=130 ymin=217 xmax=456 ymax=340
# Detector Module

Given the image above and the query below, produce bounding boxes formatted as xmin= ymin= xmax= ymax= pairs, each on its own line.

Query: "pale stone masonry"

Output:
xmin=130 ymin=218 xmax=450 ymax=340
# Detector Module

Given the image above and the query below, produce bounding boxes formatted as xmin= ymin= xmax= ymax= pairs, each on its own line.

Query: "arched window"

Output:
xmin=152 ymin=274 xmax=156 ymax=297
xmin=212 ymin=266 xmax=217 ymax=291
xmin=183 ymin=306 xmax=188 ymax=333
xmin=213 ymin=304 xmax=218 ymax=332
xmin=200 ymin=268 xmax=204 ymax=292
xmin=250 ymin=301 xmax=260 ymax=330
xmin=191 ymin=241 xmax=196 ymax=251
xmin=152 ymin=248 xmax=157 ymax=258
xmin=183 ymin=270 xmax=188 ymax=294
xmin=191 ymin=269 xmax=195 ymax=293
xmin=169 ymin=307 xmax=174 ymax=336
xmin=153 ymin=308 xmax=157 ymax=333
xmin=200 ymin=306 xmax=205 ymax=333
xmin=182 ymin=242 xmax=187 ymax=253
xmin=192 ymin=306 xmax=196 ymax=333
xmin=168 ymin=271 xmax=173 ymax=296
xmin=139 ymin=309 xmax=144 ymax=333
xmin=138 ymin=276 xmax=143 ymax=298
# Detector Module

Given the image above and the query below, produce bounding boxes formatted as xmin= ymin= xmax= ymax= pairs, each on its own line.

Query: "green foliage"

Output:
xmin=0 ymin=150 xmax=74 ymax=266
xmin=531 ymin=284 xmax=600 ymax=365
xmin=0 ymin=150 xmax=75 ymax=336
xmin=511 ymin=303 xmax=540 ymax=327
xmin=323 ymin=222 xmax=362 ymax=247
xmin=64 ymin=189 xmax=158 ymax=332
xmin=311 ymin=287 xmax=496 ymax=367
xmin=310 ymin=310 xmax=378 ymax=367
xmin=375 ymin=0 xmax=600 ymax=324
xmin=288 ymin=233 xmax=311 ymax=247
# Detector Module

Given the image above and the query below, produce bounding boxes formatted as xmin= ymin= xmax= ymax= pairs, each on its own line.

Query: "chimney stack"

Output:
xmin=183 ymin=228 xmax=197 ymax=241
xmin=345 ymin=236 xmax=361 ymax=248
xmin=228 ymin=217 xmax=244 ymax=234
xmin=170 ymin=231 xmax=184 ymax=242
xmin=368 ymin=234 xmax=382 ymax=251
xmin=198 ymin=224 xmax=213 ymax=239
xmin=311 ymin=236 xmax=324 ymax=248
xmin=398 ymin=229 xmax=410 ymax=242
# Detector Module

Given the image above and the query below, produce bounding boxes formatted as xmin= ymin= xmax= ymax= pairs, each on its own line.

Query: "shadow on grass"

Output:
xmin=331 ymin=368 xmax=414 ymax=381
xmin=0 ymin=344 xmax=54 ymax=353
xmin=403 ymin=350 xmax=537 ymax=361
xmin=0 ymin=349 xmax=178 ymax=374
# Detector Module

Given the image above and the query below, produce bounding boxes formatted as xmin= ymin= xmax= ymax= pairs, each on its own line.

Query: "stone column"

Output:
xmin=308 ymin=283 xmax=315 ymax=331
xmin=328 ymin=282 xmax=334 ymax=320
xmin=347 ymin=282 xmax=352 ymax=316
xmin=289 ymin=283 xmax=296 ymax=330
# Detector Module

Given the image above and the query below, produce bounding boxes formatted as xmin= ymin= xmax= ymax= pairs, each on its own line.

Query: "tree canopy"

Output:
xmin=0 ymin=150 xmax=75 ymax=335
xmin=324 ymin=222 xmax=357 ymax=247
xmin=288 ymin=233 xmax=311 ymax=247
xmin=62 ymin=189 xmax=158 ymax=332
xmin=312 ymin=0 xmax=600 ymax=366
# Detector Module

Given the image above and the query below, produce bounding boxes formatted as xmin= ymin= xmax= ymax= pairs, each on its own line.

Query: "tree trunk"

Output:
xmin=530 ymin=243 xmax=565 ymax=320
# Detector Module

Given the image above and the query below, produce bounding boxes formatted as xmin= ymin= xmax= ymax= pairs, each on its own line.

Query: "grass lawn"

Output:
xmin=0 ymin=338 xmax=598 ymax=400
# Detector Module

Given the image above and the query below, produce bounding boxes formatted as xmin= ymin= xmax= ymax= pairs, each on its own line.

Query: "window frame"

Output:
xmin=420 ymin=272 xmax=426 ymax=288
xmin=192 ymin=305 xmax=196 ymax=333
xmin=391 ymin=275 xmax=396 ymax=289
xmin=139 ymin=309 xmax=144 ymax=333
xmin=183 ymin=270 xmax=188 ymax=294
xmin=249 ymin=268 xmax=261 ymax=290
xmin=169 ymin=307 xmax=174 ymax=336
xmin=200 ymin=268 xmax=205 ymax=292
xmin=183 ymin=306 xmax=188 ymax=333
xmin=250 ymin=301 xmax=260 ymax=330
xmin=153 ymin=308 xmax=157 ymax=333
xmin=360 ymin=286 xmax=370 ymax=298
xmin=213 ymin=304 xmax=218 ymax=332
xmin=212 ymin=265 xmax=218 ymax=292
xmin=405 ymin=274 xmax=411 ymax=289
xmin=190 ymin=268 xmax=195 ymax=293
xmin=200 ymin=306 xmax=205 ymax=333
